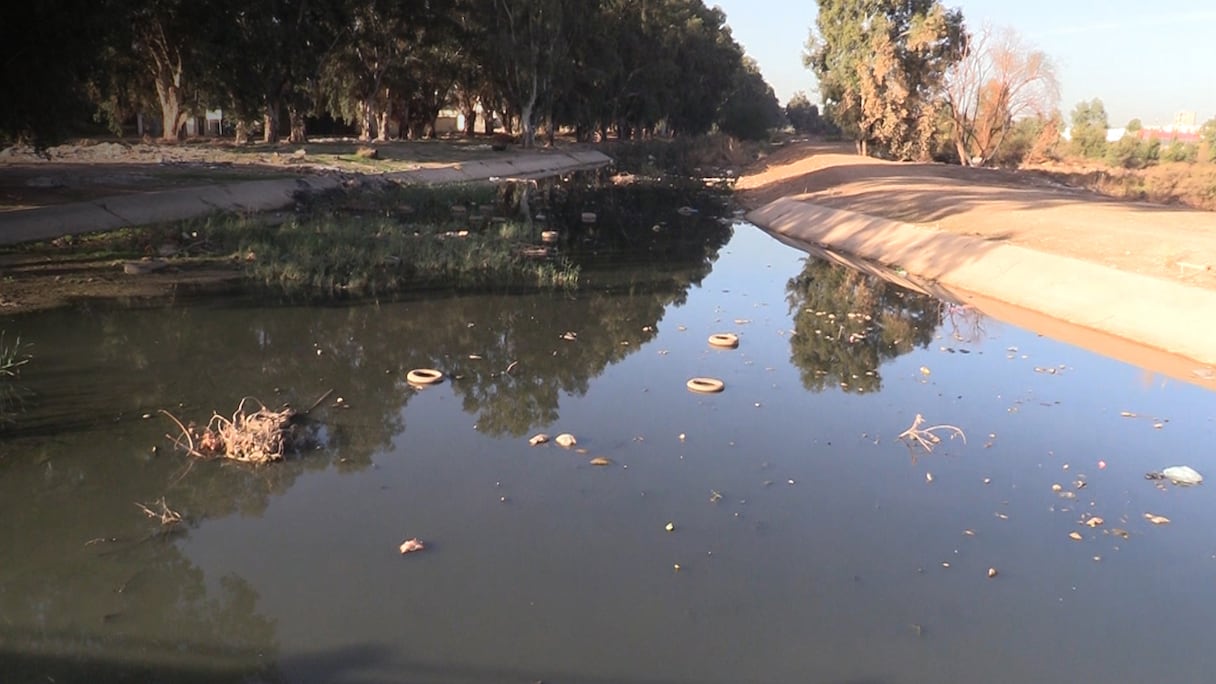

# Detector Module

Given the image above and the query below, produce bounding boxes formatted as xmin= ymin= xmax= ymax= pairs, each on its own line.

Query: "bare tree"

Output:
xmin=945 ymin=25 xmax=1059 ymax=166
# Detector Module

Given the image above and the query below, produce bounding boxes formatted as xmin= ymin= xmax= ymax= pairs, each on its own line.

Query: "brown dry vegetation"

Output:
xmin=1021 ymin=159 xmax=1216 ymax=212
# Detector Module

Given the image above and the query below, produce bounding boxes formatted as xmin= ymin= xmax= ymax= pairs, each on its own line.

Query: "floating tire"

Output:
xmin=707 ymin=333 xmax=739 ymax=349
xmin=686 ymin=377 xmax=725 ymax=394
xmin=406 ymin=368 xmax=445 ymax=386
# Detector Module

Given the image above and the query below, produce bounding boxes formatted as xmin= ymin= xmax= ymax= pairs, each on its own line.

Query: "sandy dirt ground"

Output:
xmin=736 ymin=140 xmax=1216 ymax=290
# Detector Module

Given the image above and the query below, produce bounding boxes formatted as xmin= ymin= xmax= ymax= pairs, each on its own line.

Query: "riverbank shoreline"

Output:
xmin=740 ymin=142 xmax=1216 ymax=369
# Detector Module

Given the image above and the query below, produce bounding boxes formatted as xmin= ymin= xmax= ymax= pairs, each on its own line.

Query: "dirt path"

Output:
xmin=736 ymin=140 xmax=1216 ymax=290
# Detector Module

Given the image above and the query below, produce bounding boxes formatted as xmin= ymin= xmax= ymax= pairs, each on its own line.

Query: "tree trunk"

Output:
xmin=376 ymin=90 xmax=390 ymax=142
xmin=359 ymin=98 xmax=374 ymax=141
xmin=156 ymin=81 xmax=186 ymax=142
xmin=234 ymin=120 xmax=249 ymax=145
xmin=288 ymin=107 xmax=307 ymax=143
xmin=463 ymin=108 xmax=477 ymax=137
xmin=263 ymin=99 xmax=281 ymax=144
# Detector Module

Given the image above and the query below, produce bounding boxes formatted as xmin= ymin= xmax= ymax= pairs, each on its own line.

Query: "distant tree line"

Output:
xmin=0 ymin=0 xmax=783 ymax=148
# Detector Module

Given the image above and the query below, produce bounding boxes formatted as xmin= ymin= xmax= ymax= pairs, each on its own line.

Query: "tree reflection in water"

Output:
xmin=0 ymin=177 xmax=735 ymax=682
xmin=785 ymin=258 xmax=943 ymax=393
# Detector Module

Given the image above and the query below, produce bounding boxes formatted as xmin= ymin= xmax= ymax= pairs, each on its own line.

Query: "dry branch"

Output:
xmin=898 ymin=413 xmax=967 ymax=453
xmin=136 ymin=497 xmax=182 ymax=527
xmin=162 ymin=397 xmax=316 ymax=464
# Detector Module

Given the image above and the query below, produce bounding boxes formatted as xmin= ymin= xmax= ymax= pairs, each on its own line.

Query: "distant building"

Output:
xmin=1174 ymin=110 xmax=1197 ymax=128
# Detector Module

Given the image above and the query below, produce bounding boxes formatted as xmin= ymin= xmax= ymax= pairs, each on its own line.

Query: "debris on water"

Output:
xmin=709 ymin=490 xmax=723 ymax=503
xmin=983 ymin=477 xmax=992 ymax=485
xmin=399 ymin=538 xmax=425 ymax=554
xmin=589 ymin=456 xmax=613 ymax=466
xmin=665 ymin=522 xmax=675 ymax=532
xmin=1068 ymin=532 xmax=1083 ymax=541
xmin=673 ymin=563 xmax=681 ymax=572
xmin=1098 ymin=460 xmax=1108 ymax=470
xmin=160 ymin=398 xmax=318 ymax=464
xmin=555 ymin=433 xmax=577 ymax=448
xmin=528 ymin=433 xmax=550 ymax=446
xmin=1144 ymin=513 xmax=1171 ymax=525
xmin=963 ymin=529 xmax=976 ymax=536
xmin=1051 ymin=483 xmax=1063 ymax=492
xmin=925 ymin=472 xmax=934 ymax=483
xmin=136 ymin=498 xmax=183 ymax=528
xmin=1108 ymin=528 xmax=1130 ymax=539
xmin=1084 ymin=516 xmax=1104 ymax=528
xmin=1153 ymin=422 xmax=1164 ymax=429
xmin=1120 ymin=411 xmax=1137 ymax=418
xmin=987 ymin=567 xmax=999 ymax=578
xmin=560 ymin=331 xmax=578 ymax=341
xmin=1162 ymin=465 xmax=1203 ymax=485
xmin=898 ymin=414 xmax=966 ymax=453
xmin=678 ymin=433 xmax=687 ymax=441
xmin=919 ymin=366 xmax=931 ymax=376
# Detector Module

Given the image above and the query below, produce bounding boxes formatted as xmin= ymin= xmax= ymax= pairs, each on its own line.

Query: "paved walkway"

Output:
xmin=0 ymin=150 xmax=611 ymax=246
xmin=748 ymin=197 xmax=1216 ymax=369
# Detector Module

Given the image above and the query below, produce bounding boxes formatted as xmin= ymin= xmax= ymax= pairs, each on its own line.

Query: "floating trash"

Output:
xmin=528 ymin=433 xmax=550 ymax=446
xmin=1162 ymin=465 xmax=1203 ymax=485
xmin=555 ymin=433 xmax=577 ymax=448
xmin=686 ymin=377 xmax=725 ymax=394
xmin=407 ymin=368 xmax=444 ymax=386
xmin=589 ymin=456 xmax=613 ymax=466
xmin=399 ymin=538 xmax=425 ymax=554
xmin=707 ymin=333 xmax=740 ymax=349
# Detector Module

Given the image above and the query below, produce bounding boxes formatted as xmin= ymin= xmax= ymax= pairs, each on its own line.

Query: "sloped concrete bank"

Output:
xmin=747 ymin=196 xmax=1216 ymax=368
xmin=0 ymin=150 xmax=612 ymax=246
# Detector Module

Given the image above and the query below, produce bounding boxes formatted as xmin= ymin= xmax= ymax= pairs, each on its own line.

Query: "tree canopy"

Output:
xmin=1 ymin=0 xmax=780 ymax=147
xmin=805 ymin=0 xmax=966 ymax=159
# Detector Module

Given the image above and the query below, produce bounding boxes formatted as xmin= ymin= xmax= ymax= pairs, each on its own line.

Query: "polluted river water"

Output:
xmin=1 ymin=215 xmax=1215 ymax=684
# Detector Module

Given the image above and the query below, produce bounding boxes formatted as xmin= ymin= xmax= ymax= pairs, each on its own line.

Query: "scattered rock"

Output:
xmin=399 ymin=538 xmax=425 ymax=554
xmin=528 ymin=433 xmax=549 ymax=446
xmin=1144 ymin=513 xmax=1170 ymax=525
xmin=589 ymin=456 xmax=612 ymax=466
xmin=1068 ymin=531 xmax=1083 ymax=541
xmin=555 ymin=433 xmax=577 ymax=448
xmin=987 ymin=567 xmax=998 ymax=578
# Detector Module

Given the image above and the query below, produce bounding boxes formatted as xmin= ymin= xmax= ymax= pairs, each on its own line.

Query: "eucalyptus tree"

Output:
xmin=806 ymin=0 xmax=966 ymax=158
xmin=223 ymin=0 xmax=342 ymax=143
xmin=717 ymin=57 xmax=784 ymax=140
xmin=661 ymin=1 xmax=743 ymax=137
xmin=486 ymin=0 xmax=575 ymax=148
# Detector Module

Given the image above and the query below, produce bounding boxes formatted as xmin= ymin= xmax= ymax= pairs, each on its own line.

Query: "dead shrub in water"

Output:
xmin=162 ymin=397 xmax=317 ymax=464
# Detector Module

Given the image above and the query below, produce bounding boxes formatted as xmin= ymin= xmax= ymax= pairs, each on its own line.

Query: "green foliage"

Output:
xmin=0 ymin=1 xmax=115 ymax=145
xmin=805 ymin=0 xmax=966 ymax=159
xmin=1200 ymin=118 xmax=1216 ymax=162
xmin=990 ymin=115 xmax=1059 ymax=166
xmin=0 ymin=332 xmax=32 ymax=378
xmin=1106 ymin=133 xmax=1154 ymax=169
xmin=716 ymin=58 xmax=784 ymax=141
xmin=1069 ymin=98 xmax=1109 ymax=159
xmin=785 ymin=92 xmax=830 ymax=134
xmin=1125 ymin=118 xmax=1142 ymax=133
xmin=1161 ymin=140 xmax=1198 ymax=163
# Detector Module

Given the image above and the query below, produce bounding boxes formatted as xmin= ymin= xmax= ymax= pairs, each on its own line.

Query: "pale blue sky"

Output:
xmin=712 ymin=1 xmax=1216 ymax=127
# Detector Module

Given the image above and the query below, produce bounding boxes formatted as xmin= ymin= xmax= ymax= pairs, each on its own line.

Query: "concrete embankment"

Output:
xmin=747 ymin=196 xmax=1216 ymax=368
xmin=0 ymin=150 xmax=611 ymax=246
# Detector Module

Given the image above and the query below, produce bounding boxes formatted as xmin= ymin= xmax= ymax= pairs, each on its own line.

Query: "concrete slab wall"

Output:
xmin=748 ymin=197 xmax=1216 ymax=367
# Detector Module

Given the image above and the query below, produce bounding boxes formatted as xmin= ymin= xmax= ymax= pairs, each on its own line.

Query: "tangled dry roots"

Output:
xmin=163 ymin=397 xmax=312 ymax=464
